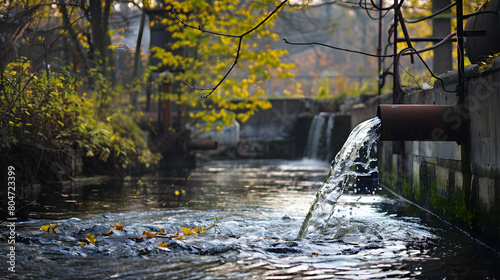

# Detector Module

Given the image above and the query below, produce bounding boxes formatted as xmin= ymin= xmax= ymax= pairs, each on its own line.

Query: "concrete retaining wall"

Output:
xmin=346 ymin=58 xmax=500 ymax=242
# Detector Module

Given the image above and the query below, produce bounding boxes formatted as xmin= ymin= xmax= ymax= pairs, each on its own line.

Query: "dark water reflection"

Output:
xmin=2 ymin=159 xmax=500 ymax=279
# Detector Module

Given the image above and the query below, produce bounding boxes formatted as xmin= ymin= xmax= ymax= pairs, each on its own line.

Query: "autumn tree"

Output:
xmin=149 ymin=0 xmax=295 ymax=132
xmin=0 ymin=0 xmax=299 ymax=186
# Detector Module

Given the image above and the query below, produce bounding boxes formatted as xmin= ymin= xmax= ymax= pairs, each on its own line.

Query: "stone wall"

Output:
xmin=346 ymin=58 xmax=500 ymax=242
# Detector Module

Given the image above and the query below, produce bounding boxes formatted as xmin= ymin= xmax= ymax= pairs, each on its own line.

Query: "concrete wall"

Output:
xmin=234 ymin=98 xmax=342 ymax=158
xmin=345 ymin=58 xmax=500 ymax=242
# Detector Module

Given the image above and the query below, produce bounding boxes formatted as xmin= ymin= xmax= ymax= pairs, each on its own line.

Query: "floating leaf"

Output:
xmin=206 ymin=224 xmax=215 ymax=231
xmin=157 ymin=242 xmax=171 ymax=252
xmin=85 ymin=233 xmax=96 ymax=245
xmin=143 ymin=231 xmax=157 ymax=238
xmin=172 ymin=235 xmax=184 ymax=241
xmin=115 ymin=221 xmax=124 ymax=231
xmin=41 ymin=224 xmax=57 ymax=232
xmin=78 ymin=242 xmax=87 ymax=246
xmin=181 ymin=227 xmax=199 ymax=236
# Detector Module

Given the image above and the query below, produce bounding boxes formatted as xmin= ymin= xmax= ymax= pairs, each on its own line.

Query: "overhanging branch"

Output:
xmin=173 ymin=0 xmax=288 ymax=98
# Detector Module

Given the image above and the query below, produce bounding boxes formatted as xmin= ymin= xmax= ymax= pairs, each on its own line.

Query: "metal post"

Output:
xmin=377 ymin=0 xmax=383 ymax=95
xmin=432 ymin=0 xmax=452 ymax=74
xmin=392 ymin=0 xmax=398 ymax=104
xmin=456 ymin=0 xmax=472 ymax=209
xmin=457 ymin=0 xmax=465 ymax=103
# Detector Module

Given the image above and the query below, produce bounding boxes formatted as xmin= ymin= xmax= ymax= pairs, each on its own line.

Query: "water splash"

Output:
xmin=298 ymin=117 xmax=381 ymax=238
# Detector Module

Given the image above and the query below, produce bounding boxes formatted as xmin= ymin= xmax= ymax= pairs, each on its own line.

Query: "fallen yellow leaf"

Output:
xmin=115 ymin=221 xmax=124 ymax=231
xmin=181 ymin=227 xmax=198 ymax=236
xmin=85 ymin=233 xmax=96 ymax=245
xmin=143 ymin=231 xmax=157 ymax=238
xmin=172 ymin=235 xmax=183 ymax=241
xmin=78 ymin=242 xmax=87 ymax=246
xmin=158 ymin=242 xmax=168 ymax=248
xmin=41 ymin=224 xmax=58 ymax=232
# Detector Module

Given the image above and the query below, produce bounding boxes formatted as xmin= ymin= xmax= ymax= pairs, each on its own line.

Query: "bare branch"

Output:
xmin=283 ymin=32 xmax=456 ymax=58
xmin=283 ymin=38 xmax=395 ymax=58
xmin=173 ymin=0 xmax=288 ymax=98
xmin=172 ymin=9 xmax=240 ymax=38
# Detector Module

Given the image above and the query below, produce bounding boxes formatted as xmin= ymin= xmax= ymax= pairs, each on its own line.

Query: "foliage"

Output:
xmin=0 ymin=57 xmax=160 ymax=181
xmin=313 ymin=75 xmax=380 ymax=100
xmin=150 ymin=0 xmax=295 ymax=131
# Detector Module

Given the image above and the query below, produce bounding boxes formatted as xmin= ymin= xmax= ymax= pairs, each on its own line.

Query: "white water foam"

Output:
xmin=299 ymin=117 xmax=381 ymax=238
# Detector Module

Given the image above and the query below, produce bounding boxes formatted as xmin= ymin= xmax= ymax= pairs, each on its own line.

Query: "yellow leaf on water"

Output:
xmin=157 ymin=242 xmax=171 ymax=251
xmin=85 ymin=233 xmax=96 ymax=245
xmin=41 ymin=224 xmax=57 ymax=232
xmin=206 ymin=224 xmax=215 ymax=231
xmin=115 ymin=221 xmax=124 ymax=231
xmin=172 ymin=235 xmax=183 ymax=241
xmin=143 ymin=231 xmax=157 ymax=238
xmin=78 ymin=242 xmax=87 ymax=246
xmin=181 ymin=227 xmax=199 ymax=236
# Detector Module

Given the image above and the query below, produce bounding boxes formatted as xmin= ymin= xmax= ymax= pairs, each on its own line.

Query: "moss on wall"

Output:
xmin=430 ymin=182 xmax=475 ymax=229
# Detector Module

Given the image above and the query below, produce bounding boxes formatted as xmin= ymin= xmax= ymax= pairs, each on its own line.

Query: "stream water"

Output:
xmin=2 ymin=158 xmax=500 ymax=279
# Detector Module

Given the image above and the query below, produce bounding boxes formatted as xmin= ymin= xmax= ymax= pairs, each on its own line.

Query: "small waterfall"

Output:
xmin=299 ymin=117 xmax=381 ymax=238
xmin=305 ymin=112 xmax=351 ymax=161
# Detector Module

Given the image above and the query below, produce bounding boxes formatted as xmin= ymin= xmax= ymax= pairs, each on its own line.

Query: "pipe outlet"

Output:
xmin=188 ymin=140 xmax=218 ymax=150
xmin=377 ymin=104 xmax=463 ymax=142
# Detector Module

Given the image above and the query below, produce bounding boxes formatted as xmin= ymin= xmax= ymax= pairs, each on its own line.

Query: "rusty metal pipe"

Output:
xmin=377 ymin=104 xmax=463 ymax=141
xmin=188 ymin=140 xmax=218 ymax=150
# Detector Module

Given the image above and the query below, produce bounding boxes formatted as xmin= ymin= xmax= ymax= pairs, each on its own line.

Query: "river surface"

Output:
xmin=1 ymin=159 xmax=499 ymax=279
